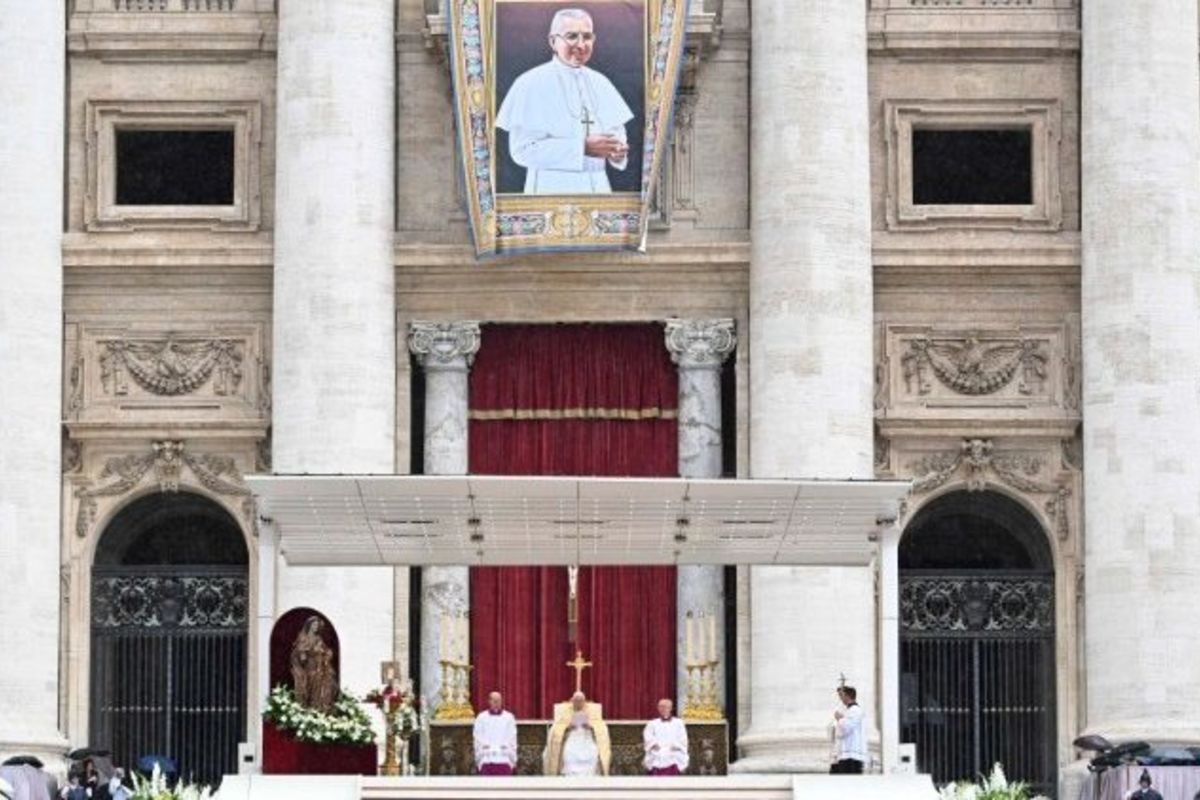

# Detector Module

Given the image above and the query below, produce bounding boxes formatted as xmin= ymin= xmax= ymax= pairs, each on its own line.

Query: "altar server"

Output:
xmin=473 ymin=691 xmax=518 ymax=776
xmin=643 ymin=698 xmax=689 ymax=775
xmin=830 ymin=685 xmax=866 ymax=774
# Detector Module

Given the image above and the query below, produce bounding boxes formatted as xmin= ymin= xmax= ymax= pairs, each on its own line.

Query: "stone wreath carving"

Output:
xmin=75 ymin=440 xmax=253 ymax=538
xmin=901 ymin=336 xmax=1047 ymax=396
xmin=100 ymin=336 xmax=243 ymax=396
xmin=908 ymin=438 xmax=1072 ymax=541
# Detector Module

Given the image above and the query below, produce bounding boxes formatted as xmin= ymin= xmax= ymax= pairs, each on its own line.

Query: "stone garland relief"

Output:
xmin=880 ymin=326 xmax=1079 ymax=411
xmin=74 ymin=440 xmax=255 ymax=539
xmin=66 ymin=327 xmax=269 ymax=420
xmin=906 ymin=438 xmax=1074 ymax=541
xmin=100 ymin=337 xmax=244 ymax=397
xmin=901 ymin=336 xmax=1047 ymax=396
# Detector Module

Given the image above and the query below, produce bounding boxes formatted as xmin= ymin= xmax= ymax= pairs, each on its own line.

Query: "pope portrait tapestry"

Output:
xmin=449 ymin=0 xmax=691 ymax=255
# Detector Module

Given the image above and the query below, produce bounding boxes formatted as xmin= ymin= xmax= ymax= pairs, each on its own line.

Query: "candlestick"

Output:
xmin=685 ymin=612 xmax=695 ymax=664
xmin=439 ymin=614 xmax=448 ymax=659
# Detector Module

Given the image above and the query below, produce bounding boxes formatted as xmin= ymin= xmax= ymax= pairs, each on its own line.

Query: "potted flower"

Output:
xmin=938 ymin=763 xmax=1051 ymax=800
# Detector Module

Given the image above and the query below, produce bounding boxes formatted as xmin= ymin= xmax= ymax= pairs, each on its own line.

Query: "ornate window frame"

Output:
xmin=85 ymin=100 xmax=262 ymax=231
xmin=884 ymin=98 xmax=1062 ymax=231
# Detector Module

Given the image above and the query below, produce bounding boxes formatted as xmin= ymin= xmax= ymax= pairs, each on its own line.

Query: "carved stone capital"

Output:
xmin=408 ymin=321 xmax=482 ymax=371
xmin=664 ymin=318 xmax=736 ymax=370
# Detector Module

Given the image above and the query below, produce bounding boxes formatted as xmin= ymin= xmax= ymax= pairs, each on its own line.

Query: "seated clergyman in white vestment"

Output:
xmin=496 ymin=8 xmax=634 ymax=195
xmin=473 ymin=691 xmax=518 ymax=776
xmin=544 ymin=692 xmax=612 ymax=776
xmin=643 ymin=698 xmax=689 ymax=776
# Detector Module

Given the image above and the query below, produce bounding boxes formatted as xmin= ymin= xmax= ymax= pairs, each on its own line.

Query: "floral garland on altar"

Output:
xmin=263 ymin=685 xmax=376 ymax=746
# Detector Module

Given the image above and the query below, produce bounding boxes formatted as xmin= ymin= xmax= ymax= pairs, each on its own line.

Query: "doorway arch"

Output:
xmin=90 ymin=492 xmax=249 ymax=784
xmin=900 ymin=490 xmax=1057 ymax=795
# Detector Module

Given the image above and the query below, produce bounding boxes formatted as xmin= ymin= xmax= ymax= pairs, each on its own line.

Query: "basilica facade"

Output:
xmin=2 ymin=2 xmax=1197 ymax=799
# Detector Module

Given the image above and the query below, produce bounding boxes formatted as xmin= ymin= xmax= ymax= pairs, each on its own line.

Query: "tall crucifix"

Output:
xmin=566 ymin=565 xmax=592 ymax=693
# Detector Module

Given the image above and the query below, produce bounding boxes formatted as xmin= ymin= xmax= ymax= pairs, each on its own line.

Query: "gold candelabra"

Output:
xmin=682 ymin=657 xmax=724 ymax=721
xmin=433 ymin=658 xmax=475 ymax=720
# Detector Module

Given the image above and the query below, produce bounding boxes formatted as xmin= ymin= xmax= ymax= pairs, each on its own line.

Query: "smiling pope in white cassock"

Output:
xmin=496 ymin=8 xmax=634 ymax=194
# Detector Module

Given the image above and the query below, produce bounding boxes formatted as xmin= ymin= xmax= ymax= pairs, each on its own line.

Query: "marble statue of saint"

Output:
xmin=290 ymin=616 xmax=336 ymax=712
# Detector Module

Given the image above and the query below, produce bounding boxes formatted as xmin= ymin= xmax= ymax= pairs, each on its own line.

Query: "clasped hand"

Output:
xmin=585 ymin=134 xmax=628 ymax=161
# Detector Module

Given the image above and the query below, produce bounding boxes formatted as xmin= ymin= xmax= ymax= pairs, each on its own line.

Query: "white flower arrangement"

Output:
xmin=264 ymin=685 xmax=376 ymax=746
xmin=938 ymin=763 xmax=1051 ymax=800
xmin=129 ymin=765 xmax=210 ymax=800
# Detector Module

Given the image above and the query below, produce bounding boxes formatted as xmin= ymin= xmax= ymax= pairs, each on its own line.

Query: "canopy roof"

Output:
xmin=246 ymin=475 xmax=910 ymax=568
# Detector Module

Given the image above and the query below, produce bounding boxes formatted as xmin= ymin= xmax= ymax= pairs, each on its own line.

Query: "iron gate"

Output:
xmin=900 ymin=571 xmax=1056 ymax=796
xmin=90 ymin=566 xmax=248 ymax=785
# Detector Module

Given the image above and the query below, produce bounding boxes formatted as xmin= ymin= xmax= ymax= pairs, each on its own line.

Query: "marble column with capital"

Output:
xmin=271 ymin=0 xmax=398 ymax=699
xmin=0 ymin=0 xmax=67 ymax=765
xmin=736 ymin=0 xmax=876 ymax=773
xmin=665 ymin=318 xmax=736 ymax=717
xmin=1080 ymin=0 xmax=1200 ymax=746
xmin=409 ymin=321 xmax=482 ymax=712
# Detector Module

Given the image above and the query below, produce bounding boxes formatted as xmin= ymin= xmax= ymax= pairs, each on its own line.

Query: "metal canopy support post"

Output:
xmin=253 ymin=519 xmax=279 ymax=773
xmin=879 ymin=522 xmax=901 ymax=773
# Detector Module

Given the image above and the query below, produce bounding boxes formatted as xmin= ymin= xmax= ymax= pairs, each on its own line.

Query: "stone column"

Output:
xmin=665 ymin=318 xmax=736 ymax=714
xmin=409 ymin=322 xmax=481 ymax=711
xmin=1081 ymin=0 xmax=1200 ymax=743
xmin=0 ymin=0 xmax=67 ymax=765
xmin=736 ymin=0 xmax=875 ymax=773
xmin=272 ymin=0 xmax=397 ymax=694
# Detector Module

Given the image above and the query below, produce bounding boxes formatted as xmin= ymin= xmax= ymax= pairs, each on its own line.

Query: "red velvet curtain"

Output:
xmin=468 ymin=324 xmax=677 ymax=720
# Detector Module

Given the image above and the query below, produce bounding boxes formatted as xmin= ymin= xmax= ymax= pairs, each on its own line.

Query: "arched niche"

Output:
xmin=94 ymin=490 xmax=249 ymax=566
xmin=90 ymin=491 xmax=249 ymax=785
xmin=902 ymin=489 xmax=1053 ymax=571
xmin=269 ymin=608 xmax=341 ymax=692
xmin=898 ymin=488 xmax=1057 ymax=795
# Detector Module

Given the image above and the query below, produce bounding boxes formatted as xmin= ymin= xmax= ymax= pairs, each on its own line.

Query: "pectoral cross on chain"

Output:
xmin=580 ymin=105 xmax=595 ymax=138
xmin=566 ymin=649 xmax=592 ymax=694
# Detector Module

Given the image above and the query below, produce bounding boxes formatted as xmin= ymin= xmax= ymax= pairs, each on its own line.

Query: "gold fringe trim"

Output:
xmin=469 ymin=407 xmax=678 ymax=421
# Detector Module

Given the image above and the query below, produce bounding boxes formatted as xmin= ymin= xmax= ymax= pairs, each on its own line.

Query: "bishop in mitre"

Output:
xmin=544 ymin=691 xmax=612 ymax=776
xmin=643 ymin=698 xmax=689 ymax=775
xmin=496 ymin=8 xmax=633 ymax=195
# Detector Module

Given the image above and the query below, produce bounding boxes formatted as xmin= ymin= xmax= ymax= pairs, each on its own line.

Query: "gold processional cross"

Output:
xmin=566 ymin=649 xmax=593 ymax=694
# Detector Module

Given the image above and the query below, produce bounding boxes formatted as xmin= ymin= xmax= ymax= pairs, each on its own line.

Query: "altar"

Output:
xmin=425 ymin=719 xmax=729 ymax=776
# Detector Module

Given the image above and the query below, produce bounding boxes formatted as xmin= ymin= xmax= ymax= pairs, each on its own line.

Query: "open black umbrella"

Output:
xmin=66 ymin=750 xmax=111 ymax=762
xmin=0 ymin=758 xmax=43 ymax=770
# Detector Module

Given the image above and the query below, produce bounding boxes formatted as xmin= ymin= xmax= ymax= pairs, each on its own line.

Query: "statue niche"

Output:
xmin=270 ymin=608 xmax=340 ymax=712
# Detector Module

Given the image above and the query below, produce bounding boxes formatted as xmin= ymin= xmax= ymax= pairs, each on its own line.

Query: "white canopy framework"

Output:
xmin=246 ymin=474 xmax=910 ymax=773
xmin=246 ymin=475 xmax=909 ymax=568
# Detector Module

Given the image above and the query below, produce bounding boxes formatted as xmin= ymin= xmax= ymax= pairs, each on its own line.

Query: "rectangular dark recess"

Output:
xmin=115 ymin=129 xmax=235 ymax=206
xmin=912 ymin=128 xmax=1032 ymax=206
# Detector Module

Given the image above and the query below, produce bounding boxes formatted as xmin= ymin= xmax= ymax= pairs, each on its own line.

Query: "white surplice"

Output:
xmin=472 ymin=709 xmax=518 ymax=769
xmin=643 ymin=716 xmax=689 ymax=772
xmin=496 ymin=57 xmax=634 ymax=195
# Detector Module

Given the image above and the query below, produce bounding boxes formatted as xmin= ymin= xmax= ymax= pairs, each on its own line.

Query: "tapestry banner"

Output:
xmin=449 ymin=0 xmax=690 ymax=255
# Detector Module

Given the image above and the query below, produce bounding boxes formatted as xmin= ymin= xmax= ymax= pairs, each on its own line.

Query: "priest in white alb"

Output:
xmin=473 ymin=691 xmax=518 ymax=776
xmin=643 ymin=698 xmax=689 ymax=776
xmin=496 ymin=8 xmax=634 ymax=194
